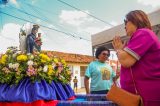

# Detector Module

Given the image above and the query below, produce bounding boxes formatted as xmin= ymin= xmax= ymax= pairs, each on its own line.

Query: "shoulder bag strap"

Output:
xmin=130 ymin=67 xmax=139 ymax=94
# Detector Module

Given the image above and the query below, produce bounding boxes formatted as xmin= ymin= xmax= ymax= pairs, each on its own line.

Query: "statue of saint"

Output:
xmin=19 ymin=24 xmax=40 ymax=54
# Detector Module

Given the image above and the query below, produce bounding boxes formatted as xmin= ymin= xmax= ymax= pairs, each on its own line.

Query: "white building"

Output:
xmin=44 ymin=51 xmax=94 ymax=89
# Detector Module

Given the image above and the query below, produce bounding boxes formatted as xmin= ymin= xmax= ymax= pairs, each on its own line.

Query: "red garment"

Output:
xmin=0 ymin=100 xmax=58 ymax=106
xmin=35 ymin=37 xmax=42 ymax=46
xmin=67 ymin=96 xmax=76 ymax=100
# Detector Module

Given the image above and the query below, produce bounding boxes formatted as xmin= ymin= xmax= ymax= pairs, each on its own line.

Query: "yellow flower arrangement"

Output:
xmin=17 ymin=55 xmax=28 ymax=61
xmin=0 ymin=46 xmax=72 ymax=85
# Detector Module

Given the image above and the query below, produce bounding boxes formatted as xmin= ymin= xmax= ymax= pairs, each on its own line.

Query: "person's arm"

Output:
xmin=84 ymin=76 xmax=90 ymax=94
xmin=110 ymin=66 xmax=120 ymax=83
xmin=112 ymin=36 xmax=137 ymax=68
xmin=116 ymin=49 xmax=136 ymax=68
xmin=112 ymin=71 xmax=120 ymax=83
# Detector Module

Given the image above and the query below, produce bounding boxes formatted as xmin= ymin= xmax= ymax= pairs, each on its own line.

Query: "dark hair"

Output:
xmin=95 ymin=46 xmax=110 ymax=59
xmin=33 ymin=24 xmax=40 ymax=29
xmin=125 ymin=10 xmax=152 ymax=30
xmin=31 ymin=27 xmax=38 ymax=32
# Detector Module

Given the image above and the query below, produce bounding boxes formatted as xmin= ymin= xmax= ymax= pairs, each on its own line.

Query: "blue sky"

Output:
xmin=0 ymin=0 xmax=160 ymax=56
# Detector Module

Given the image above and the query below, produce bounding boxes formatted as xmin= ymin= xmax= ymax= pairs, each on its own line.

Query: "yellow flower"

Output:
xmin=53 ymin=58 xmax=59 ymax=63
xmin=0 ymin=54 xmax=8 ymax=65
xmin=17 ymin=55 xmax=27 ymax=61
xmin=66 ymin=70 xmax=71 ymax=75
xmin=39 ymin=53 xmax=51 ymax=63
xmin=61 ymin=59 xmax=66 ymax=64
xmin=47 ymin=65 xmax=54 ymax=75
xmin=41 ymin=59 xmax=47 ymax=63
xmin=61 ymin=59 xmax=67 ymax=66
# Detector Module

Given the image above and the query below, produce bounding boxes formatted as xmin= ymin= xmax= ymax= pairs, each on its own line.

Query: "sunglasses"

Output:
xmin=102 ymin=53 xmax=110 ymax=57
xmin=124 ymin=19 xmax=128 ymax=25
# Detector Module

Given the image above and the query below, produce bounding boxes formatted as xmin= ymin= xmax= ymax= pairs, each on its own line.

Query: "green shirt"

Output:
xmin=85 ymin=60 xmax=116 ymax=91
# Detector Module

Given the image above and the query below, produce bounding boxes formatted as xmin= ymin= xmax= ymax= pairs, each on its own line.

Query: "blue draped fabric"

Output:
xmin=0 ymin=78 xmax=75 ymax=103
xmin=57 ymin=94 xmax=117 ymax=106
xmin=62 ymin=84 xmax=75 ymax=98
xmin=76 ymin=94 xmax=107 ymax=101
xmin=57 ymin=101 xmax=117 ymax=106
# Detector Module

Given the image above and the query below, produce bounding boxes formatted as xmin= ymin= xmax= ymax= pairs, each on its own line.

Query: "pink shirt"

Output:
xmin=121 ymin=28 xmax=160 ymax=101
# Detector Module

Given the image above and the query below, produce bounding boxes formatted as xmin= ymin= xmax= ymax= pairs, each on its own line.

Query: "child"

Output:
xmin=73 ymin=76 xmax=78 ymax=93
xmin=35 ymin=33 xmax=42 ymax=52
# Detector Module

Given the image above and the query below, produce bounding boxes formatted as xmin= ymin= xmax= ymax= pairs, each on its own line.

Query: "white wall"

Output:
xmin=70 ymin=65 xmax=81 ymax=89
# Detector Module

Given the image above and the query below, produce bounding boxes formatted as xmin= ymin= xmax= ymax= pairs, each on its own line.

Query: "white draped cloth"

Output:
xmin=19 ymin=34 xmax=27 ymax=53
xmin=19 ymin=23 xmax=33 ymax=53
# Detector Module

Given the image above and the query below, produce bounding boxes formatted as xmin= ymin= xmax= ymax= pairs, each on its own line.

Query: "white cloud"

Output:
xmin=82 ymin=27 xmax=105 ymax=35
xmin=36 ymin=19 xmax=41 ymax=23
xmin=110 ymin=21 xmax=118 ymax=26
xmin=40 ymin=27 xmax=92 ymax=55
xmin=0 ymin=23 xmax=21 ymax=53
xmin=10 ymin=0 xmax=19 ymax=7
xmin=77 ymin=25 xmax=112 ymax=35
xmin=137 ymin=0 xmax=160 ymax=7
xmin=59 ymin=10 xmax=94 ymax=26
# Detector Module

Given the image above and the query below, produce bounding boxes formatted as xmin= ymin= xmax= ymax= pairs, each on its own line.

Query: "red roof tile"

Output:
xmin=43 ymin=51 xmax=94 ymax=64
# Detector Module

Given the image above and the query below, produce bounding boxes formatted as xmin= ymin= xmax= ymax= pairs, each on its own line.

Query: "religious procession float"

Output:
xmin=0 ymin=45 xmax=76 ymax=106
xmin=0 ymin=24 xmax=117 ymax=106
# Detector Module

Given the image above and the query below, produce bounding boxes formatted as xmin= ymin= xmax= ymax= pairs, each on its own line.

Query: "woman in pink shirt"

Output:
xmin=112 ymin=10 xmax=160 ymax=106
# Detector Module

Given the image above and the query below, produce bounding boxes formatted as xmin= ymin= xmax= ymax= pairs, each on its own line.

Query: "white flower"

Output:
xmin=43 ymin=65 xmax=48 ymax=72
xmin=14 ymin=63 xmax=19 ymax=69
xmin=52 ymin=63 xmax=56 ymax=69
xmin=12 ymin=53 xmax=17 ymax=58
xmin=27 ymin=60 xmax=33 ymax=66
xmin=8 ymin=63 xmax=13 ymax=68
xmin=30 ymin=55 xmax=34 ymax=60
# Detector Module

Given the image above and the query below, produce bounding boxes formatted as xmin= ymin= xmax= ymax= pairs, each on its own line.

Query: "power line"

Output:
xmin=24 ymin=3 xmax=90 ymax=40
xmin=0 ymin=11 xmax=90 ymax=41
xmin=56 ymin=0 xmax=114 ymax=26
xmin=20 ymin=1 xmax=59 ymax=17
xmin=8 ymin=5 xmax=89 ymax=40
xmin=7 ymin=5 xmax=50 ymax=24
xmin=20 ymin=4 xmax=34 ymax=23
xmin=19 ymin=0 xmax=92 ymax=38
